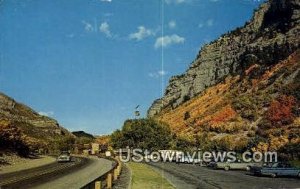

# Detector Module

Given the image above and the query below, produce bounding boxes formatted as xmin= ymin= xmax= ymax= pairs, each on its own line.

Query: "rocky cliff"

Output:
xmin=147 ymin=0 xmax=300 ymax=156
xmin=0 ymin=92 xmax=73 ymax=145
xmin=148 ymin=0 xmax=300 ymax=117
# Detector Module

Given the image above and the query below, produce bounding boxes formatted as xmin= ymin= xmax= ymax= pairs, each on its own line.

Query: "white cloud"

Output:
xmin=149 ymin=70 xmax=168 ymax=78
xmin=154 ymin=34 xmax=185 ymax=48
xmin=165 ymin=0 xmax=187 ymax=4
xmin=101 ymin=0 xmax=112 ymax=2
xmin=207 ymin=19 xmax=214 ymax=27
xmin=99 ymin=22 xmax=112 ymax=38
xmin=158 ymin=70 xmax=167 ymax=76
xmin=82 ymin=20 xmax=93 ymax=32
xmin=39 ymin=111 xmax=54 ymax=117
xmin=198 ymin=19 xmax=214 ymax=29
xmin=168 ymin=20 xmax=176 ymax=29
xmin=129 ymin=26 xmax=155 ymax=41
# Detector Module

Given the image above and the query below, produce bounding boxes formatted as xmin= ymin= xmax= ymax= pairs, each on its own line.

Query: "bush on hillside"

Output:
xmin=267 ymin=95 xmax=296 ymax=126
xmin=232 ymin=95 xmax=258 ymax=121
xmin=0 ymin=120 xmax=29 ymax=157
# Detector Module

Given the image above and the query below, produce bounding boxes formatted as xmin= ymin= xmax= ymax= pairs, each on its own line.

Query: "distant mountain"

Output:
xmin=72 ymin=131 xmax=95 ymax=139
xmin=0 ymin=92 xmax=74 ymax=152
xmin=148 ymin=0 xmax=300 ymax=156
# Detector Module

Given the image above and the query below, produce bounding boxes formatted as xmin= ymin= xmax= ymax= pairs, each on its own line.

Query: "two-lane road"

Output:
xmin=149 ymin=162 xmax=300 ymax=189
xmin=0 ymin=156 xmax=113 ymax=189
xmin=31 ymin=156 xmax=112 ymax=189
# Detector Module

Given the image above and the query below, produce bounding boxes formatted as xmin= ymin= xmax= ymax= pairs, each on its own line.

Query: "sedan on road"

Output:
xmin=214 ymin=160 xmax=261 ymax=171
xmin=250 ymin=162 xmax=300 ymax=178
xmin=57 ymin=152 xmax=72 ymax=163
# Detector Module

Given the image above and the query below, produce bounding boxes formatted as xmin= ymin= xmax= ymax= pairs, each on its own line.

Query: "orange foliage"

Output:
xmin=95 ymin=135 xmax=110 ymax=146
xmin=251 ymin=142 xmax=269 ymax=153
xmin=210 ymin=105 xmax=237 ymax=125
xmin=267 ymin=95 xmax=296 ymax=125
xmin=269 ymin=136 xmax=289 ymax=151
xmin=157 ymin=76 xmax=239 ymax=133
xmin=245 ymin=64 xmax=259 ymax=75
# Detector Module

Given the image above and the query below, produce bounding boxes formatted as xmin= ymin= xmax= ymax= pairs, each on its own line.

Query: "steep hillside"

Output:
xmin=148 ymin=0 xmax=300 ymax=157
xmin=0 ymin=92 xmax=74 ymax=152
xmin=148 ymin=0 xmax=300 ymax=117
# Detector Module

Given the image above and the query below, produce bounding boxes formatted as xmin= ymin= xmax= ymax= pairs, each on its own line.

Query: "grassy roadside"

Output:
xmin=128 ymin=162 xmax=174 ymax=189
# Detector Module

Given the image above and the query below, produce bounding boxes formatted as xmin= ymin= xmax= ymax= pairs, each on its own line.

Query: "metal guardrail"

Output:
xmin=81 ymin=156 xmax=122 ymax=189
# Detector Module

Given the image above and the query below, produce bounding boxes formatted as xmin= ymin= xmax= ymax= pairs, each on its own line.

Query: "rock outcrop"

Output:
xmin=148 ymin=0 xmax=300 ymax=117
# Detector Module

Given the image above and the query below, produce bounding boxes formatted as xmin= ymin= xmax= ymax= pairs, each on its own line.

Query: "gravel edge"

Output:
xmin=112 ymin=163 xmax=132 ymax=189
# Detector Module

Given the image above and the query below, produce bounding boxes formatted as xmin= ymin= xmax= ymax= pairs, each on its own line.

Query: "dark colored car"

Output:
xmin=250 ymin=162 xmax=300 ymax=178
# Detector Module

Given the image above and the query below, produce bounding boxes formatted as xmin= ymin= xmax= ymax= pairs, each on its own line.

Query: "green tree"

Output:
xmin=110 ymin=119 xmax=172 ymax=151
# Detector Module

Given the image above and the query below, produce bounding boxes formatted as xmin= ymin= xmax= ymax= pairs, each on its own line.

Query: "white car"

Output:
xmin=57 ymin=152 xmax=71 ymax=162
xmin=181 ymin=157 xmax=202 ymax=165
xmin=214 ymin=160 xmax=261 ymax=171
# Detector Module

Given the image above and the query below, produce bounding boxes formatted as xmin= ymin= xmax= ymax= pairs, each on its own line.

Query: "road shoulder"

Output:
xmin=128 ymin=162 xmax=175 ymax=189
xmin=0 ymin=155 xmax=56 ymax=174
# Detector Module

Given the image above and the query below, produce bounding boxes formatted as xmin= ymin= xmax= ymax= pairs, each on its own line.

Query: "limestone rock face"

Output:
xmin=148 ymin=0 xmax=300 ymax=117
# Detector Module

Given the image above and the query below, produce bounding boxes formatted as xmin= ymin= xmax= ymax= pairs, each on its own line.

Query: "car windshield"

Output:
xmin=271 ymin=163 xmax=279 ymax=168
xmin=60 ymin=152 xmax=70 ymax=156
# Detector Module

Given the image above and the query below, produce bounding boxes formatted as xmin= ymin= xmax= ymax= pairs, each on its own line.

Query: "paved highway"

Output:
xmin=149 ymin=162 xmax=300 ymax=189
xmin=0 ymin=156 xmax=113 ymax=189
xmin=31 ymin=156 xmax=112 ymax=189
xmin=0 ymin=156 xmax=88 ymax=188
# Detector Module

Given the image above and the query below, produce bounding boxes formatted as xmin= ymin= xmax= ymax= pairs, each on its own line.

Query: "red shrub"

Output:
xmin=210 ymin=106 xmax=237 ymax=125
xmin=267 ymin=95 xmax=296 ymax=126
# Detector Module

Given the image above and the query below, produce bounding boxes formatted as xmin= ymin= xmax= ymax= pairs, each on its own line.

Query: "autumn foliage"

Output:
xmin=210 ymin=105 xmax=237 ymax=125
xmin=0 ymin=120 xmax=29 ymax=156
xmin=267 ymin=95 xmax=296 ymax=126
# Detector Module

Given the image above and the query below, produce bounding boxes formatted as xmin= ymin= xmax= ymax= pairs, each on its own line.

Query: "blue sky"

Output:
xmin=0 ymin=0 xmax=263 ymax=135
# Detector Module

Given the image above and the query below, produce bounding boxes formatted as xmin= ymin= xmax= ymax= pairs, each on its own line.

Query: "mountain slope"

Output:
xmin=148 ymin=0 xmax=300 ymax=156
xmin=148 ymin=0 xmax=300 ymax=117
xmin=0 ymin=92 xmax=74 ymax=152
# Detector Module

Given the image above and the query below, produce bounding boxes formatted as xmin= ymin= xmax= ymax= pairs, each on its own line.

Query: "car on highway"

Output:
xmin=250 ymin=162 xmax=300 ymax=178
xmin=181 ymin=156 xmax=194 ymax=164
xmin=57 ymin=151 xmax=72 ymax=163
xmin=214 ymin=160 xmax=261 ymax=171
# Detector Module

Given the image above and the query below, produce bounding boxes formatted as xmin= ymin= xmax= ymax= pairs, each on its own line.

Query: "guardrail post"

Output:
xmin=117 ymin=163 xmax=121 ymax=176
xmin=113 ymin=168 xmax=118 ymax=181
xmin=95 ymin=181 xmax=101 ymax=189
xmin=116 ymin=165 xmax=120 ymax=176
xmin=107 ymin=173 xmax=112 ymax=189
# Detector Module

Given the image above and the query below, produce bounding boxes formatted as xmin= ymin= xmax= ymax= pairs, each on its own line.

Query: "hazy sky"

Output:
xmin=0 ymin=0 xmax=263 ymax=134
